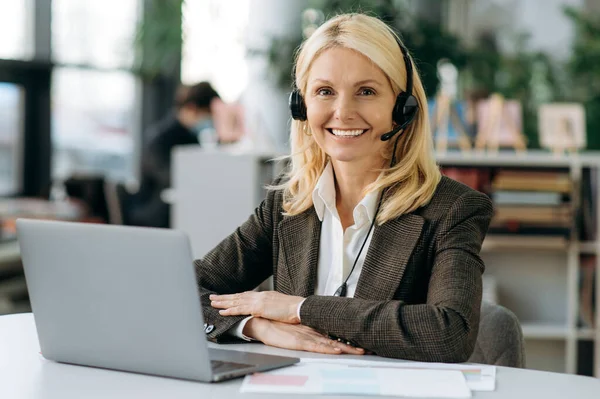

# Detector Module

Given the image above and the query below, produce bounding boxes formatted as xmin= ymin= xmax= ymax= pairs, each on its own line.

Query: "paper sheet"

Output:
xmin=300 ymin=358 xmax=496 ymax=391
xmin=241 ymin=361 xmax=472 ymax=398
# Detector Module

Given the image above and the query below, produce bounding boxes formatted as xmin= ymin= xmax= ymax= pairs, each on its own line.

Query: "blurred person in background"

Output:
xmin=127 ymin=81 xmax=220 ymax=228
xmin=197 ymin=13 xmax=493 ymax=362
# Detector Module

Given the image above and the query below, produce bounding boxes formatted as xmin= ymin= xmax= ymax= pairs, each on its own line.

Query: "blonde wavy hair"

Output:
xmin=277 ymin=13 xmax=441 ymax=224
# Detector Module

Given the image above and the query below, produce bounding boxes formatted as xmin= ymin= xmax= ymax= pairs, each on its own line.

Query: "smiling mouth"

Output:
xmin=326 ymin=128 xmax=368 ymax=137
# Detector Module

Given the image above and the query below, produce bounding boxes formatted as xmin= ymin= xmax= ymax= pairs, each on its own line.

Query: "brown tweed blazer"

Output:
xmin=194 ymin=175 xmax=494 ymax=362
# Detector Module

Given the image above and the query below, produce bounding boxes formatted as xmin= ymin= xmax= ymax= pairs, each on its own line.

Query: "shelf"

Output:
xmin=579 ymin=242 xmax=598 ymax=255
xmin=577 ymin=328 xmax=596 ymax=340
xmin=433 ymin=152 xmax=600 ymax=377
xmin=521 ymin=323 xmax=570 ymax=339
xmin=482 ymin=235 xmax=569 ymax=252
xmin=435 ymin=149 xmax=600 ymax=167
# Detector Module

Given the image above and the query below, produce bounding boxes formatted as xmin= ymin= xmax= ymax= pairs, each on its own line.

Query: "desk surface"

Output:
xmin=2 ymin=313 xmax=599 ymax=399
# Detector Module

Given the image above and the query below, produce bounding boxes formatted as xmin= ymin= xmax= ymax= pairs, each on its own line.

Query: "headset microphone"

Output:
xmin=380 ymin=124 xmax=404 ymax=141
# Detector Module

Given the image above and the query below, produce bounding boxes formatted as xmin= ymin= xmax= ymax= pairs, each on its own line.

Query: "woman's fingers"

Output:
xmin=305 ymin=340 xmax=343 ymax=355
xmin=300 ymin=328 xmax=365 ymax=355
xmin=332 ymin=341 xmax=365 ymax=355
xmin=301 ymin=332 xmax=365 ymax=355
xmin=253 ymin=320 xmax=367 ymax=356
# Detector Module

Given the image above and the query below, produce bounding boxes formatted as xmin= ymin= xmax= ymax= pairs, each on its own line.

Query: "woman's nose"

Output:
xmin=333 ymin=95 xmax=357 ymax=121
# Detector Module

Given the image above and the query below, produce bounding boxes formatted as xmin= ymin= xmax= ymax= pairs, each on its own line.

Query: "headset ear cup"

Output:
xmin=289 ymin=90 xmax=307 ymax=121
xmin=392 ymin=93 xmax=408 ymax=127
xmin=392 ymin=93 xmax=419 ymax=129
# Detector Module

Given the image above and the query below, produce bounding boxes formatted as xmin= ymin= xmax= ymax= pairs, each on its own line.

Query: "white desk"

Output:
xmin=2 ymin=313 xmax=599 ymax=399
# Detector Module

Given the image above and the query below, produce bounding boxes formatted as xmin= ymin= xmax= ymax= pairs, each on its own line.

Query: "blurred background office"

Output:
xmin=1 ymin=0 xmax=599 ymax=378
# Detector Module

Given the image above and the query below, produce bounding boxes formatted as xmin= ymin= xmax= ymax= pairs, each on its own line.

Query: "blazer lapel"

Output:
xmin=278 ymin=209 xmax=321 ymax=297
xmin=354 ymin=213 xmax=425 ymax=300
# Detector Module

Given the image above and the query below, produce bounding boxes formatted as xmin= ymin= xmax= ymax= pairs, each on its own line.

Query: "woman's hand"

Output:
xmin=210 ymin=291 xmax=304 ymax=324
xmin=244 ymin=317 xmax=365 ymax=355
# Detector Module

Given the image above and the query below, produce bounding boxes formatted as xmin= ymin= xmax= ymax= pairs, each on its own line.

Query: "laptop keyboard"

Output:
xmin=211 ymin=359 xmax=255 ymax=374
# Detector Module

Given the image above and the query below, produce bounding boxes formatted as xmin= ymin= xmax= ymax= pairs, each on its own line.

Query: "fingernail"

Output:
xmin=334 ymin=347 xmax=341 ymax=352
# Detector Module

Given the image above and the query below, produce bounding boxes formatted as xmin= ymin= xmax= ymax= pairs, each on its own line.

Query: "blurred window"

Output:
xmin=0 ymin=83 xmax=25 ymax=195
xmin=51 ymin=68 xmax=138 ymax=182
xmin=51 ymin=0 xmax=141 ymax=182
xmin=181 ymin=0 xmax=250 ymax=102
xmin=52 ymin=0 xmax=139 ymax=69
xmin=0 ymin=0 xmax=34 ymax=60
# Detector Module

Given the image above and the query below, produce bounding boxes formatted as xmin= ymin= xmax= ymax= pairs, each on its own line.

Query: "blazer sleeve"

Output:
xmin=193 ymin=187 xmax=280 ymax=343
xmin=298 ymin=190 xmax=494 ymax=362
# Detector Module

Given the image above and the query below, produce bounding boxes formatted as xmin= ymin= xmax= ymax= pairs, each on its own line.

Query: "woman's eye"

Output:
xmin=317 ymin=88 xmax=333 ymax=96
xmin=359 ymin=88 xmax=376 ymax=96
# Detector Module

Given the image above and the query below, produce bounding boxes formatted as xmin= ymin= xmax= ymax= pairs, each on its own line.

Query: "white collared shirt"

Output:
xmin=311 ymin=162 xmax=379 ymax=297
xmin=231 ymin=162 xmax=378 ymax=339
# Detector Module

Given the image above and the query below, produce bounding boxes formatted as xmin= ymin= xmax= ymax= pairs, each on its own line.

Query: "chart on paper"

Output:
xmin=241 ymin=361 xmax=473 ymax=398
xmin=300 ymin=358 xmax=496 ymax=391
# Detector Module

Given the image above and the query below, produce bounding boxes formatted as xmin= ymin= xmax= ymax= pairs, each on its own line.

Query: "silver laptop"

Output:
xmin=16 ymin=218 xmax=298 ymax=382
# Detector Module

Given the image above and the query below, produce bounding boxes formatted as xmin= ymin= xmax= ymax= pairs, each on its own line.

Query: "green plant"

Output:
xmin=132 ymin=0 xmax=184 ymax=81
xmin=563 ymin=5 xmax=600 ymax=150
xmin=462 ymin=5 xmax=600 ymax=150
xmin=247 ymin=35 xmax=302 ymax=89
xmin=462 ymin=28 xmax=565 ymax=148
xmin=311 ymin=0 xmax=469 ymax=97
xmin=253 ymin=0 xmax=466 ymax=96
xmin=564 ymin=6 xmax=600 ymax=97
xmin=400 ymin=18 xmax=467 ymax=97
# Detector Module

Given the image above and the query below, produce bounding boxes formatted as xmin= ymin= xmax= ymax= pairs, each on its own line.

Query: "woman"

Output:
xmin=197 ymin=13 xmax=493 ymax=362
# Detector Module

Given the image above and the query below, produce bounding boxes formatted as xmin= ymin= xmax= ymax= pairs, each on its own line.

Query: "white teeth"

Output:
xmin=331 ymin=129 xmax=366 ymax=137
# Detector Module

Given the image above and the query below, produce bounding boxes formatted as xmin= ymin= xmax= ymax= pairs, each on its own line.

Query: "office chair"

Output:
xmin=65 ymin=176 xmax=110 ymax=222
xmin=103 ymin=181 xmax=127 ymax=225
xmin=468 ymin=301 xmax=526 ymax=368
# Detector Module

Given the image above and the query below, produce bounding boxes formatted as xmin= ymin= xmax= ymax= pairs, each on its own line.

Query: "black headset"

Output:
xmin=288 ymin=33 xmax=418 ymax=142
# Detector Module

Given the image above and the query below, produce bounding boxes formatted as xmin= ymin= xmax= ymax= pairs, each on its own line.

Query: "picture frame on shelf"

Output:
xmin=475 ymin=93 xmax=527 ymax=153
xmin=538 ymin=103 xmax=586 ymax=154
xmin=429 ymin=97 xmax=472 ymax=153
xmin=430 ymin=59 xmax=472 ymax=153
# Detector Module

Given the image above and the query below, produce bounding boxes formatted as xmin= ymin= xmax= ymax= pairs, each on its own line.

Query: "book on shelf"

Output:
xmin=493 ymin=205 xmax=572 ymax=225
xmin=578 ymin=255 xmax=596 ymax=329
xmin=578 ymin=168 xmax=598 ymax=241
xmin=482 ymin=235 xmax=568 ymax=250
xmin=492 ymin=191 xmax=564 ymax=206
xmin=492 ymin=170 xmax=572 ymax=193
xmin=488 ymin=223 xmax=571 ymax=237
xmin=440 ymin=167 xmax=490 ymax=192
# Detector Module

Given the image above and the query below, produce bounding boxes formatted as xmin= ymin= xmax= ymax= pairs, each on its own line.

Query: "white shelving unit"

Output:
xmin=437 ymin=150 xmax=600 ymax=377
xmin=521 ymin=323 xmax=570 ymax=339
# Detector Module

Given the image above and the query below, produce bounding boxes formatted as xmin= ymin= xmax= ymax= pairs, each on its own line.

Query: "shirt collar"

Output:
xmin=312 ymin=162 xmax=380 ymax=225
xmin=312 ymin=162 xmax=336 ymax=221
xmin=356 ymin=188 xmax=379 ymax=226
